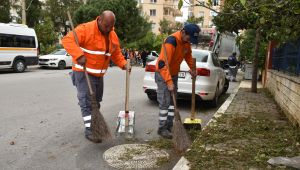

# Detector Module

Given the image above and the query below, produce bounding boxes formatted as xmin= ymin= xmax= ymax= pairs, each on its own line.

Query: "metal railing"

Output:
xmin=272 ymin=39 xmax=300 ymax=76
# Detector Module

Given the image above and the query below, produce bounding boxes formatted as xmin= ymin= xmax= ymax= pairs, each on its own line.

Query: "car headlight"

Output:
xmin=49 ymin=58 xmax=58 ymax=61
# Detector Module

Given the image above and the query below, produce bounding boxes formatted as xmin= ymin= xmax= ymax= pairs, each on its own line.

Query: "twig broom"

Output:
xmin=162 ymin=43 xmax=191 ymax=152
xmin=67 ymin=11 xmax=112 ymax=142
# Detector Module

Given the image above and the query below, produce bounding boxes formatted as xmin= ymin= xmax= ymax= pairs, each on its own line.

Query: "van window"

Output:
xmin=0 ymin=33 xmax=36 ymax=48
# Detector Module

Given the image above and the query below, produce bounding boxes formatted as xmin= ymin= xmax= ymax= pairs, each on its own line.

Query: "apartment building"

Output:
xmin=138 ymin=0 xmax=182 ymax=34
xmin=189 ymin=0 xmax=223 ymax=28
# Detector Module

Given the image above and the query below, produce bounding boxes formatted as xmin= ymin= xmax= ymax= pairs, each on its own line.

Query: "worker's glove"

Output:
xmin=189 ymin=69 xmax=197 ymax=79
xmin=167 ymin=83 xmax=175 ymax=92
xmin=123 ymin=63 xmax=132 ymax=73
xmin=77 ymin=55 xmax=86 ymax=66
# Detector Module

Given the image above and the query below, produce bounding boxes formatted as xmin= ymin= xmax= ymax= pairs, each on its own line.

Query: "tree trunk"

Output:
xmin=251 ymin=28 xmax=261 ymax=93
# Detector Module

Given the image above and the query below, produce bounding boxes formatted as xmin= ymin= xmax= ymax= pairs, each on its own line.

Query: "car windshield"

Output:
xmin=51 ymin=49 xmax=66 ymax=55
xmin=192 ymin=50 xmax=208 ymax=62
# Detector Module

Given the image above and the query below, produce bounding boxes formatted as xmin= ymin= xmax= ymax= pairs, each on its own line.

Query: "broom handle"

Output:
xmin=162 ymin=43 xmax=180 ymax=121
xmin=125 ymin=59 xmax=130 ymax=112
xmin=191 ymin=58 xmax=196 ymax=120
xmin=67 ymin=11 xmax=94 ymax=96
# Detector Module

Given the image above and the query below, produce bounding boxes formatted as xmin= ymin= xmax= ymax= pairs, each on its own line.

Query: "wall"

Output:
xmin=266 ymin=70 xmax=300 ymax=126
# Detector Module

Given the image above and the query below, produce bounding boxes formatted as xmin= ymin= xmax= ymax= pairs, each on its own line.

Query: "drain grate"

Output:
xmin=103 ymin=144 xmax=169 ymax=169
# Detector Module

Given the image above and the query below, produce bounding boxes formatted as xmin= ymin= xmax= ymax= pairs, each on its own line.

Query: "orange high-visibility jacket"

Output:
xmin=62 ymin=17 xmax=127 ymax=77
xmin=156 ymin=31 xmax=194 ymax=86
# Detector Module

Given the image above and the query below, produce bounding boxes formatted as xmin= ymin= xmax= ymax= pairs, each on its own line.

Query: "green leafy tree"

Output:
xmin=15 ymin=0 xmax=43 ymax=27
xmin=236 ymin=29 xmax=267 ymax=68
xmin=73 ymin=0 xmax=151 ymax=45
xmin=0 ymin=0 xmax=10 ymax=23
xmin=34 ymin=17 xmax=58 ymax=54
xmin=159 ymin=18 xmax=173 ymax=35
xmin=44 ymin=0 xmax=82 ymax=35
xmin=186 ymin=16 xmax=203 ymax=24
xmin=189 ymin=0 xmax=300 ymax=92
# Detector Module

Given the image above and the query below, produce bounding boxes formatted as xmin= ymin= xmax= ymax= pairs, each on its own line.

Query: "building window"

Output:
xmin=198 ymin=11 xmax=204 ymax=17
xmin=213 ymin=0 xmax=219 ymax=6
xmin=188 ymin=11 xmax=193 ymax=17
xmin=150 ymin=9 xmax=156 ymax=16
xmin=150 ymin=0 xmax=157 ymax=3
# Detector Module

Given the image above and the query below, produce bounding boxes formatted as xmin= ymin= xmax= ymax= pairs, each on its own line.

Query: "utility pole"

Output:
xmin=22 ymin=0 xmax=26 ymax=25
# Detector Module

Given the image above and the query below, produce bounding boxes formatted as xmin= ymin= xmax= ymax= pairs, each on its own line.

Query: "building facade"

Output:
xmin=189 ymin=0 xmax=223 ymax=28
xmin=138 ymin=0 xmax=182 ymax=34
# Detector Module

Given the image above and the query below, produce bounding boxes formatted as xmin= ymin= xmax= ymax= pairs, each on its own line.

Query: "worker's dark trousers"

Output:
xmin=155 ymin=72 xmax=178 ymax=131
xmin=71 ymin=71 xmax=103 ymax=129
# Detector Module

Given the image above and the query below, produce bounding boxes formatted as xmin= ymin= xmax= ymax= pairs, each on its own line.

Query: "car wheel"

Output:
xmin=222 ymin=78 xmax=229 ymax=94
xmin=58 ymin=61 xmax=66 ymax=70
xmin=13 ymin=59 xmax=26 ymax=73
xmin=147 ymin=93 xmax=157 ymax=101
xmin=211 ymin=85 xmax=219 ymax=108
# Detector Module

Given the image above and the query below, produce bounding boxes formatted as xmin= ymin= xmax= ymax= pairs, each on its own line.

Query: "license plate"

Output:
xmin=178 ymin=72 xmax=186 ymax=78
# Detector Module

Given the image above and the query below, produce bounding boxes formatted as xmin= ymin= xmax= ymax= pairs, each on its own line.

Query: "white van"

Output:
xmin=0 ymin=23 xmax=39 ymax=72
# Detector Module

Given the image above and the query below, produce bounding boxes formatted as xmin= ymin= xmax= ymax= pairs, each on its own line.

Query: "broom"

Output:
xmin=162 ymin=43 xmax=191 ymax=152
xmin=67 ymin=11 xmax=112 ymax=142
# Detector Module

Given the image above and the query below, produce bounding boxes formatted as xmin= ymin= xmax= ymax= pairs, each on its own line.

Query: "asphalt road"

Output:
xmin=0 ymin=66 xmax=240 ymax=170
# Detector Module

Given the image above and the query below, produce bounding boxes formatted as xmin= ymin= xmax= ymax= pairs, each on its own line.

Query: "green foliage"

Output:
xmin=213 ymin=0 xmax=300 ymax=42
xmin=44 ymin=0 xmax=82 ymax=33
xmin=34 ymin=17 xmax=58 ymax=54
xmin=15 ymin=0 xmax=43 ymax=27
xmin=73 ymin=0 xmax=151 ymax=45
xmin=159 ymin=18 xmax=173 ymax=35
xmin=126 ymin=31 xmax=167 ymax=52
xmin=236 ymin=29 xmax=267 ymax=68
xmin=159 ymin=18 xmax=183 ymax=35
xmin=178 ymin=0 xmax=183 ymax=10
xmin=186 ymin=16 xmax=203 ymax=24
xmin=0 ymin=0 xmax=10 ymax=23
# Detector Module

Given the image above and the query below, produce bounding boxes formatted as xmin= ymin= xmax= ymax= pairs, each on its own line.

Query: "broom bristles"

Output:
xmin=91 ymin=96 xmax=112 ymax=141
xmin=172 ymin=118 xmax=192 ymax=153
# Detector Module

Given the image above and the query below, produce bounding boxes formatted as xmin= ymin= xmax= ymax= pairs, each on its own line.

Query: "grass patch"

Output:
xmin=185 ymin=89 xmax=300 ymax=169
xmin=147 ymin=138 xmax=173 ymax=150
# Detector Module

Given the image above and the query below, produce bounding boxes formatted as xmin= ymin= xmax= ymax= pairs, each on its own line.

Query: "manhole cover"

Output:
xmin=103 ymin=144 xmax=169 ymax=169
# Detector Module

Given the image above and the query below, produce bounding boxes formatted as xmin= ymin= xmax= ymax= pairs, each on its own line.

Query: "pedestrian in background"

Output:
xmin=62 ymin=10 xmax=130 ymax=142
xmin=228 ymin=52 xmax=238 ymax=81
xmin=141 ymin=49 xmax=148 ymax=68
xmin=155 ymin=23 xmax=200 ymax=139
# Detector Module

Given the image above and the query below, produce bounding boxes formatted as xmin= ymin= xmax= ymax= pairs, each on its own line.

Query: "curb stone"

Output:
xmin=172 ymin=82 xmax=242 ymax=170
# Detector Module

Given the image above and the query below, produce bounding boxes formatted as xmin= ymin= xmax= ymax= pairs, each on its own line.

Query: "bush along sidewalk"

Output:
xmin=185 ymin=88 xmax=300 ymax=169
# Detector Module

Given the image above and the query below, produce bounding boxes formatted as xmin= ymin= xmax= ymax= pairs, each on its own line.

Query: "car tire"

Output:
xmin=211 ymin=85 xmax=219 ymax=108
xmin=147 ymin=93 xmax=157 ymax=101
xmin=222 ymin=78 xmax=229 ymax=94
xmin=13 ymin=59 xmax=26 ymax=73
xmin=58 ymin=61 xmax=66 ymax=70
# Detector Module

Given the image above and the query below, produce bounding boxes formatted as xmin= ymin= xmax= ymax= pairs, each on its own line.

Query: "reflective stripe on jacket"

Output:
xmin=156 ymin=31 xmax=194 ymax=86
xmin=62 ymin=17 xmax=127 ymax=77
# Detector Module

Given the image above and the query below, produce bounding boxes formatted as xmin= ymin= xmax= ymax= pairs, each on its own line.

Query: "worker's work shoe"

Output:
xmin=85 ymin=128 xmax=102 ymax=143
xmin=157 ymin=128 xmax=173 ymax=139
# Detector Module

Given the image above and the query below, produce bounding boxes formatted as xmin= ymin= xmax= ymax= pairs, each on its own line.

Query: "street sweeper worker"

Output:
xmin=62 ymin=10 xmax=130 ymax=142
xmin=155 ymin=23 xmax=200 ymax=139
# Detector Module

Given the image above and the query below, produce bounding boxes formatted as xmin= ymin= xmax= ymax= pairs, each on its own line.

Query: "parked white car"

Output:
xmin=39 ymin=49 xmax=72 ymax=69
xmin=147 ymin=51 xmax=159 ymax=62
xmin=143 ymin=49 xmax=229 ymax=107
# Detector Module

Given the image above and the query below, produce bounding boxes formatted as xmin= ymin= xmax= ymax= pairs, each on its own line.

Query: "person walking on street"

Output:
xmin=155 ymin=23 xmax=200 ymax=139
xmin=228 ymin=52 xmax=238 ymax=81
xmin=141 ymin=49 xmax=148 ymax=68
xmin=62 ymin=10 xmax=130 ymax=142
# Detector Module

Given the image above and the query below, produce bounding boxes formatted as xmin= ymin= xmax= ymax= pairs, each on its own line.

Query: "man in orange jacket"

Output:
xmin=62 ymin=10 xmax=129 ymax=142
xmin=155 ymin=23 xmax=200 ymax=139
